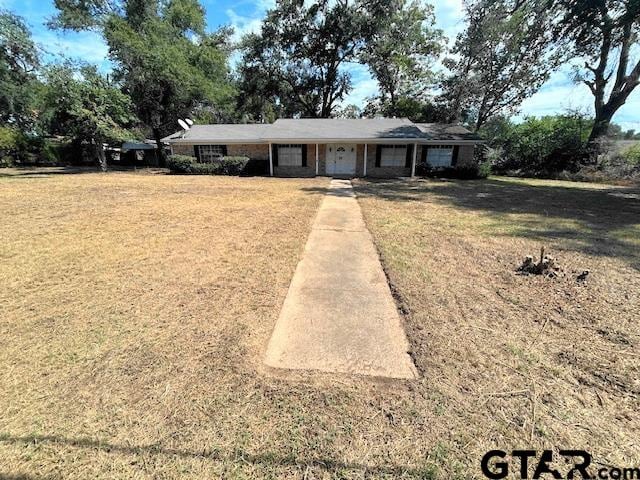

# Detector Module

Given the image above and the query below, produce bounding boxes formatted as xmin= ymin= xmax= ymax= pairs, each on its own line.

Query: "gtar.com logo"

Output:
xmin=481 ymin=450 xmax=640 ymax=479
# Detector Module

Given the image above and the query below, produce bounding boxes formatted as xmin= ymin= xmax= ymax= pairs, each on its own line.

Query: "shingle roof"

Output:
xmin=268 ymin=118 xmax=425 ymax=140
xmin=414 ymin=123 xmax=481 ymax=141
xmin=163 ymin=118 xmax=481 ymax=143
xmin=162 ymin=124 xmax=273 ymax=143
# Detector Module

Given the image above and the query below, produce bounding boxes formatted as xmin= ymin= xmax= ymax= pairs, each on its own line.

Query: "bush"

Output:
xmin=480 ymin=114 xmax=592 ymax=176
xmin=622 ymin=143 xmax=640 ymax=165
xmin=0 ymin=126 xmax=25 ymax=165
xmin=167 ymin=154 xmax=251 ymax=175
xmin=418 ymin=163 xmax=488 ymax=180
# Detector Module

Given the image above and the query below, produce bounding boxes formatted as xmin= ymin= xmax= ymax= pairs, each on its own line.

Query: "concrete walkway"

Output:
xmin=264 ymin=179 xmax=418 ymax=379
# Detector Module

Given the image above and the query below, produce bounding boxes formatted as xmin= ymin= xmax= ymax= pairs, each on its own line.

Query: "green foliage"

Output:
xmin=41 ymin=63 xmax=136 ymax=145
xmin=52 ymin=0 xmax=235 ymax=159
xmin=238 ymin=0 xmax=361 ymax=119
xmin=361 ymin=0 xmax=444 ymax=117
xmin=363 ymin=96 xmax=450 ymax=122
xmin=480 ymin=114 xmax=593 ymax=174
xmin=622 ymin=144 xmax=640 ymax=166
xmin=441 ymin=0 xmax=561 ymax=129
xmin=0 ymin=125 xmax=22 ymax=150
xmin=551 ymin=0 xmax=640 ymax=142
xmin=418 ymin=163 xmax=488 ymax=180
xmin=478 ymin=161 xmax=492 ymax=179
xmin=167 ymin=154 xmax=250 ymax=175
xmin=0 ymin=10 xmax=40 ymax=128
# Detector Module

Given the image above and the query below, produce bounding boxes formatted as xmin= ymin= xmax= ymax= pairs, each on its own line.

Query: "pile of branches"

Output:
xmin=517 ymin=247 xmax=561 ymax=278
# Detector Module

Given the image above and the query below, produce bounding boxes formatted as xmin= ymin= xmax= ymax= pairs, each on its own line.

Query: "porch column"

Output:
xmin=411 ymin=142 xmax=417 ymax=178
xmin=268 ymin=143 xmax=273 ymax=177
xmin=315 ymin=144 xmax=319 ymax=175
xmin=363 ymin=144 xmax=368 ymax=177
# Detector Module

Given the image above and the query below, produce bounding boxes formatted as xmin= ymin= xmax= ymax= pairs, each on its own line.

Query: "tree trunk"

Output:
xmin=94 ymin=138 xmax=107 ymax=172
xmin=153 ymin=127 xmax=166 ymax=167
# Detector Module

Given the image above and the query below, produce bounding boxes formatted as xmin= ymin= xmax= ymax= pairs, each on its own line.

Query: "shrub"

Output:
xmin=167 ymin=154 xmax=251 ymax=175
xmin=480 ymin=114 xmax=592 ymax=176
xmin=419 ymin=163 xmax=488 ymax=180
xmin=167 ymin=154 xmax=197 ymax=173
xmin=0 ymin=126 xmax=25 ymax=165
xmin=622 ymin=143 xmax=640 ymax=165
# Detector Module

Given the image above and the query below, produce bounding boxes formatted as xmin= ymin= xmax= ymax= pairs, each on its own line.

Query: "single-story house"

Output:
xmin=163 ymin=118 xmax=482 ymax=178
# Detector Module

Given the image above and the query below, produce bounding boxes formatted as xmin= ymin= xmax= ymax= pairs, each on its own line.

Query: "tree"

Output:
xmin=332 ymin=104 xmax=362 ymax=118
xmin=237 ymin=0 xmax=372 ymax=119
xmin=442 ymin=0 xmax=561 ymax=130
xmin=362 ymin=95 xmax=450 ymax=122
xmin=360 ymin=0 xmax=443 ymax=117
xmin=550 ymin=0 xmax=640 ymax=145
xmin=40 ymin=63 xmax=136 ymax=171
xmin=51 ymin=0 xmax=235 ymax=164
xmin=0 ymin=10 xmax=40 ymax=128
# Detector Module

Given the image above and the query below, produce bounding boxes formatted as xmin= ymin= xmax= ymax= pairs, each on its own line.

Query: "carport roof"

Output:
xmin=163 ymin=118 xmax=481 ymax=143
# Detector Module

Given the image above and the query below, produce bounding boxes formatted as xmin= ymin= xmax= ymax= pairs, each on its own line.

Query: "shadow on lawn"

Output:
xmin=0 ymin=433 xmax=433 ymax=478
xmin=313 ymin=177 xmax=640 ymax=269
xmin=0 ymin=166 xmax=166 ymax=178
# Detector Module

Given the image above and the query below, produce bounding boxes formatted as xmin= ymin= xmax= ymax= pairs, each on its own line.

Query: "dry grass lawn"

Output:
xmin=354 ymin=176 xmax=640 ymax=476
xmin=1 ymin=169 xmax=638 ymax=479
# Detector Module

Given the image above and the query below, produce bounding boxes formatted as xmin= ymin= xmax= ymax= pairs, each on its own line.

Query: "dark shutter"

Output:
xmin=301 ymin=144 xmax=307 ymax=167
xmin=272 ymin=144 xmax=279 ymax=166
xmin=405 ymin=144 xmax=413 ymax=168
xmin=452 ymin=145 xmax=460 ymax=166
xmin=194 ymin=145 xmax=201 ymax=161
xmin=375 ymin=145 xmax=381 ymax=167
xmin=421 ymin=146 xmax=429 ymax=164
xmin=222 ymin=145 xmax=228 ymax=156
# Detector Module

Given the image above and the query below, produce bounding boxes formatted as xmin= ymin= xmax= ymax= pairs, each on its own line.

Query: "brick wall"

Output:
xmin=169 ymin=142 xmax=477 ymax=177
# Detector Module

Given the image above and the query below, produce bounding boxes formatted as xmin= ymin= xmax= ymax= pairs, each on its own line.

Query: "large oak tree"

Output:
xmin=51 ymin=0 xmax=234 ymax=163
xmin=442 ymin=0 xmax=561 ymax=130
xmin=551 ymin=0 xmax=640 ymax=145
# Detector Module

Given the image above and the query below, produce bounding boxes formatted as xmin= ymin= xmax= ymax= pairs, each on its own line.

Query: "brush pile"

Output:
xmin=517 ymin=246 xmax=561 ymax=278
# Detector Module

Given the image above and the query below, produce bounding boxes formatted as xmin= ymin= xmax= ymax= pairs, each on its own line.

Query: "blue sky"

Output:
xmin=2 ymin=0 xmax=639 ymax=130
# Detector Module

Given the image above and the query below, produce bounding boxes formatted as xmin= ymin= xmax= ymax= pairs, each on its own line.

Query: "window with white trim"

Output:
xmin=426 ymin=145 xmax=454 ymax=167
xmin=380 ymin=145 xmax=407 ymax=167
xmin=278 ymin=144 xmax=303 ymax=166
xmin=197 ymin=145 xmax=225 ymax=163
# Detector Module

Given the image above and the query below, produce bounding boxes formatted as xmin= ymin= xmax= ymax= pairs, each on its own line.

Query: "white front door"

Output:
xmin=326 ymin=144 xmax=357 ymax=176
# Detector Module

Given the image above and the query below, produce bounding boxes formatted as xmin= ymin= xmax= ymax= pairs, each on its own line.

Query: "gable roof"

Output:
xmin=163 ymin=118 xmax=481 ymax=144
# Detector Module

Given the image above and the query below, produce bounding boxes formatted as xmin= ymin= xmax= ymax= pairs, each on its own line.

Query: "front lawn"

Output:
xmin=0 ymin=170 xmax=638 ymax=478
xmin=354 ymin=176 xmax=640 ymax=474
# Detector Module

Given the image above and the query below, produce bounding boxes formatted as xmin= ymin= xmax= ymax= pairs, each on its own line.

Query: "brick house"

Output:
xmin=164 ymin=118 xmax=482 ymax=178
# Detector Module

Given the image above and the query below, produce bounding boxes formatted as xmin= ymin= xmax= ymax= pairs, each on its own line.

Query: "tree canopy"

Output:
xmin=441 ymin=0 xmax=561 ymax=130
xmin=549 ymin=0 xmax=640 ymax=144
xmin=51 ymin=0 xmax=235 ymax=162
xmin=0 ymin=10 xmax=40 ymax=128
xmin=39 ymin=63 xmax=137 ymax=170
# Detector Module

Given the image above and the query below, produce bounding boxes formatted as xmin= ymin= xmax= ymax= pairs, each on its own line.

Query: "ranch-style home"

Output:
xmin=164 ymin=118 xmax=482 ymax=177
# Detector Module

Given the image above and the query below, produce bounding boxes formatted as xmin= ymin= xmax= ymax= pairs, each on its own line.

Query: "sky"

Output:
xmin=2 ymin=0 xmax=639 ymax=131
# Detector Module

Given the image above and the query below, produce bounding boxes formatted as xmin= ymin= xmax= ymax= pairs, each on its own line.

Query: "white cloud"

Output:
xmin=226 ymin=8 xmax=266 ymax=42
xmin=35 ymin=30 xmax=110 ymax=66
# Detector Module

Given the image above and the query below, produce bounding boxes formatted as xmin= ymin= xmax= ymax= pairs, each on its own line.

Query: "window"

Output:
xmin=197 ymin=145 xmax=225 ymax=163
xmin=277 ymin=144 xmax=303 ymax=166
xmin=380 ymin=145 xmax=407 ymax=167
xmin=426 ymin=145 xmax=454 ymax=168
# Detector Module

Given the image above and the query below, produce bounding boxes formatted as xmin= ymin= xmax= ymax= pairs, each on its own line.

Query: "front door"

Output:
xmin=326 ymin=144 xmax=357 ymax=176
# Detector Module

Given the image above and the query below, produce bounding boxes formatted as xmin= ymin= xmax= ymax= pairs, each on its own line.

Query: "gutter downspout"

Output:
xmin=315 ymin=144 xmax=319 ymax=176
